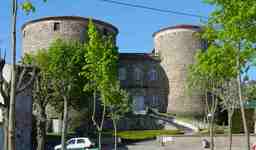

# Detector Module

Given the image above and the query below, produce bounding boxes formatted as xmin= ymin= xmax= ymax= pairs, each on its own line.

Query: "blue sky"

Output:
xmin=1 ymin=0 xmax=255 ymax=79
xmin=0 ymin=0 xmax=213 ymax=60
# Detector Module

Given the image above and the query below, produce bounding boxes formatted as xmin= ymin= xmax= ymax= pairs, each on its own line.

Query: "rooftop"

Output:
xmin=21 ymin=16 xmax=119 ymax=34
xmin=153 ymin=24 xmax=201 ymax=37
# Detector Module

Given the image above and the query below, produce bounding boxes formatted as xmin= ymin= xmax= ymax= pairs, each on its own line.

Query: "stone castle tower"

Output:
xmin=22 ymin=16 xmax=205 ymax=118
xmin=153 ymin=25 xmax=205 ymax=116
xmin=22 ymin=16 xmax=118 ymax=55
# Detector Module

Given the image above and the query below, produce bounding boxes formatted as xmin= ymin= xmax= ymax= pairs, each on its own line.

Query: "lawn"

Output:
xmin=117 ymin=129 xmax=184 ymax=140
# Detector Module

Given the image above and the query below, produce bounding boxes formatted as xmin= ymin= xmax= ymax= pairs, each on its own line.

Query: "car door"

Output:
xmin=76 ymin=139 xmax=86 ymax=149
xmin=66 ymin=139 xmax=76 ymax=150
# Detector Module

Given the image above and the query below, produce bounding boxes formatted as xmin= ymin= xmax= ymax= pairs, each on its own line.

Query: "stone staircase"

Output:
xmin=147 ymin=108 xmax=199 ymax=134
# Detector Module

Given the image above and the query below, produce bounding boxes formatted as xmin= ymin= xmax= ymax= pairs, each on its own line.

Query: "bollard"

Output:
xmin=202 ymin=139 xmax=210 ymax=148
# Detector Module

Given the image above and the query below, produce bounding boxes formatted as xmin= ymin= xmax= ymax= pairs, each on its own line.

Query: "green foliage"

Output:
xmin=23 ymin=39 xmax=90 ymax=112
xmin=68 ymin=108 xmax=90 ymax=134
xmin=188 ymin=45 xmax=237 ymax=92
xmin=243 ymin=81 xmax=256 ymax=101
xmin=188 ymin=0 xmax=256 ymax=97
xmin=118 ymin=115 xmax=164 ymax=130
xmin=81 ymin=19 xmax=118 ymax=96
xmin=22 ymin=49 xmax=50 ymax=72
xmin=117 ymin=130 xmax=183 ymax=140
xmin=21 ymin=1 xmax=36 ymax=14
xmin=202 ymin=0 xmax=256 ymax=61
xmin=21 ymin=0 xmax=47 ymax=14
xmin=46 ymin=39 xmax=89 ymax=111
xmin=231 ymin=109 xmax=254 ymax=133
xmin=106 ymin=82 xmax=131 ymax=121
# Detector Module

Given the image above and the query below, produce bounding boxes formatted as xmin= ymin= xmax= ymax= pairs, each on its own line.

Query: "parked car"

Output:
xmin=54 ymin=137 xmax=94 ymax=150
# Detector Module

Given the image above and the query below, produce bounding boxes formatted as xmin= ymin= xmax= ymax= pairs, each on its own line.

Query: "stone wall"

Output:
xmin=118 ymin=53 xmax=169 ymax=112
xmin=153 ymin=25 xmax=205 ymax=116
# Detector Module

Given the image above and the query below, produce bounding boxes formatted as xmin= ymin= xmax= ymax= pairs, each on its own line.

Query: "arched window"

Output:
xmin=148 ymin=69 xmax=157 ymax=81
xmin=118 ymin=68 xmax=126 ymax=81
xmin=134 ymin=67 xmax=142 ymax=81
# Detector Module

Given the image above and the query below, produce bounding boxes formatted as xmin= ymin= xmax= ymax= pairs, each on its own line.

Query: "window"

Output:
xmin=152 ymin=95 xmax=159 ymax=106
xmin=67 ymin=139 xmax=75 ymax=145
xmin=53 ymin=22 xmax=60 ymax=31
xmin=77 ymin=139 xmax=85 ymax=144
xmin=134 ymin=67 xmax=142 ymax=81
xmin=148 ymin=69 xmax=157 ymax=81
xmin=133 ymin=96 xmax=145 ymax=114
xmin=118 ymin=68 xmax=126 ymax=81
xmin=103 ymin=28 xmax=108 ymax=36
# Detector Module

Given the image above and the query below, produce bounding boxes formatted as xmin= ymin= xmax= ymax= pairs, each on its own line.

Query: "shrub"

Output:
xmin=117 ymin=129 xmax=183 ymax=140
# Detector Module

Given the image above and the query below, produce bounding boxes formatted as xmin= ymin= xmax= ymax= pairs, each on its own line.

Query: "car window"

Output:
xmin=77 ymin=139 xmax=85 ymax=144
xmin=67 ymin=139 xmax=76 ymax=145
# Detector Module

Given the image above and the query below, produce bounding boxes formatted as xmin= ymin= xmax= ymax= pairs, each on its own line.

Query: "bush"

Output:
xmin=117 ymin=115 xmax=164 ymax=130
xmin=117 ymin=130 xmax=183 ymax=140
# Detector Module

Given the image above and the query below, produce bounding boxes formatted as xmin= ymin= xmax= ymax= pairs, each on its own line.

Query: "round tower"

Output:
xmin=22 ymin=16 xmax=118 ymax=55
xmin=153 ymin=25 xmax=205 ymax=116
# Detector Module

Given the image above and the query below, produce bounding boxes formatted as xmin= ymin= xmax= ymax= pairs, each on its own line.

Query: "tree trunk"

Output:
xmin=92 ymin=91 xmax=97 ymax=128
xmin=4 ymin=108 xmax=9 ymax=150
xmin=228 ymin=112 xmax=233 ymax=150
xmin=236 ymin=53 xmax=250 ymax=150
xmin=61 ymin=96 xmax=68 ymax=150
xmin=210 ymin=115 xmax=215 ymax=150
xmin=36 ymin=107 xmax=46 ymax=150
xmin=92 ymin=91 xmax=100 ymax=149
xmin=9 ymin=0 xmax=17 ymax=149
xmin=98 ymin=130 xmax=102 ymax=150
xmin=98 ymin=97 xmax=106 ymax=150
xmin=113 ymin=119 xmax=117 ymax=150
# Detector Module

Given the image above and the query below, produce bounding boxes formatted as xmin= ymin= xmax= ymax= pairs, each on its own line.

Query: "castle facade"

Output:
xmin=22 ymin=16 xmax=205 ymax=117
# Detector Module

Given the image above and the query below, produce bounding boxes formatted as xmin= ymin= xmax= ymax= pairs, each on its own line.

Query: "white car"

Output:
xmin=54 ymin=137 xmax=94 ymax=150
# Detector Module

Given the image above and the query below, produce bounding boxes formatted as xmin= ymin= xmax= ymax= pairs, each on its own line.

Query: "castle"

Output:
xmin=21 ymin=16 xmax=206 ymax=117
xmin=0 ymin=15 xmax=252 ymax=150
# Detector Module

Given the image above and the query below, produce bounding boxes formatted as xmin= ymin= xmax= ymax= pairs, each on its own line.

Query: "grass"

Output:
xmin=117 ymin=130 xmax=184 ymax=140
xmin=199 ymin=128 xmax=225 ymax=135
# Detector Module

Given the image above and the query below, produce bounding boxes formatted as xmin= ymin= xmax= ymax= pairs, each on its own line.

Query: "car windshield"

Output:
xmin=67 ymin=139 xmax=76 ymax=145
xmin=77 ymin=139 xmax=85 ymax=144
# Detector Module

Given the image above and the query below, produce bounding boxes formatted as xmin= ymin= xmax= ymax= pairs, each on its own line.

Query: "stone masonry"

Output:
xmin=153 ymin=25 xmax=205 ymax=116
xmin=22 ymin=16 xmax=118 ymax=55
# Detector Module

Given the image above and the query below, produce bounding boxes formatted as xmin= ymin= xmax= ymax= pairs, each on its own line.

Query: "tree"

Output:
xmin=202 ymin=1 xmax=256 ymax=149
xmin=22 ymin=50 xmax=54 ymax=150
xmin=81 ymin=20 xmax=118 ymax=150
xmin=219 ymin=80 xmax=239 ymax=150
xmin=47 ymin=39 xmax=86 ymax=150
xmin=188 ymin=43 xmax=238 ymax=150
xmin=106 ymin=82 xmax=130 ymax=150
